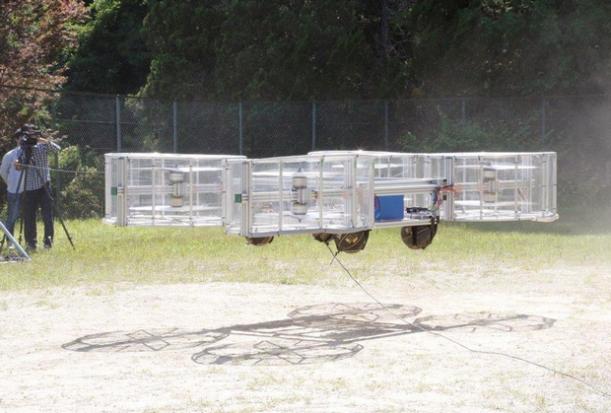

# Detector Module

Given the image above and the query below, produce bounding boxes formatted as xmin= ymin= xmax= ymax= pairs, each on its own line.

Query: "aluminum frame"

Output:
xmin=309 ymin=150 xmax=558 ymax=224
xmin=105 ymin=153 xmax=245 ymax=227
xmin=428 ymin=152 xmax=558 ymax=223
xmin=227 ymin=152 xmax=450 ymax=238
xmin=104 ymin=150 xmax=558 ymax=239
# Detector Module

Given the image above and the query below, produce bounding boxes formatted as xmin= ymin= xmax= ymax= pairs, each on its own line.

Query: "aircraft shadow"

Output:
xmin=63 ymin=302 xmax=555 ymax=366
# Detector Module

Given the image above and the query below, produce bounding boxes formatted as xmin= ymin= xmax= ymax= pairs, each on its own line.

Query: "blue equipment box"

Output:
xmin=374 ymin=195 xmax=405 ymax=222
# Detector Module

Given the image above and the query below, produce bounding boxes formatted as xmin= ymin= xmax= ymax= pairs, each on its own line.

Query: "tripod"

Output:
xmin=0 ymin=145 xmax=75 ymax=254
xmin=0 ymin=221 xmax=30 ymax=261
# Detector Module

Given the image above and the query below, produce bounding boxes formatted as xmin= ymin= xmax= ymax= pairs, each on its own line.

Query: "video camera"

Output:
xmin=14 ymin=124 xmax=42 ymax=149
xmin=19 ymin=135 xmax=39 ymax=147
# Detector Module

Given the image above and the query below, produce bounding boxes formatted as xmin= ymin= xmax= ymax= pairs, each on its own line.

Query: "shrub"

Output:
xmin=55 ymin=145 xmax=104 ymax=218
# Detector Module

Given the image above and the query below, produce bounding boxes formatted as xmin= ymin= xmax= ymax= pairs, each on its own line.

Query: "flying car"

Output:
xmin=105 ymin=151 xmax=557 ymax=252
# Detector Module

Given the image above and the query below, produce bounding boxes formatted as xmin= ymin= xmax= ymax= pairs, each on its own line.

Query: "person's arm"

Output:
xmin=0 ymin=152 xmax=12 ymax=184
xmin=37 ymin=137 xmax=60 ymax=153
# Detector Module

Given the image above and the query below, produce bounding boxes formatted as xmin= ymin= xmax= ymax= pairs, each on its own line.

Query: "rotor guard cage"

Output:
xmin=104 ymin=153 xmax=245 ymax=227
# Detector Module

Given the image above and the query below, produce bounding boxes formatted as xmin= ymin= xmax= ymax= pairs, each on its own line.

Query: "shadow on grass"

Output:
xmin=63 ymin=302 xmax=554 ymax=366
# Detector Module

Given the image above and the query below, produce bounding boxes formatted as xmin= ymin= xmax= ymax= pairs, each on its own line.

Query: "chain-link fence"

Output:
xmin=41 ymin=92 xmax=603 ymax=156
xmin=1 ymin=87 xmax=606 ymax=152
xmin=2 ymin=85 xmax=611 ymax=215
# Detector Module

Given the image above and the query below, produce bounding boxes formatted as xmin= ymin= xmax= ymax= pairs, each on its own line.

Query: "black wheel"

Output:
xmin=246 ymin=236 xmax=274 ymax=246
xmin=334 ymin=231 xmax=369 ymax=254
xmin=400 ymin=225 xmax=437 ymax=250
xmin=312 ymin=233 xmax=333 ymax=244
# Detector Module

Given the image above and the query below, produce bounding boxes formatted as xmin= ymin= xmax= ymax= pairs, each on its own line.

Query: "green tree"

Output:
xmin=65 ymin=0 xmax=150 ymax=94
xmin=63 ymin=0 xmax=611 ymax=100
xmin=408 ymin=0 xmax=611 ymax=96
xmin=0 ymin=0 xmax=86 ymax=143
xmin=57 ymin=145 xmax=105 ymax=218
xmin=212 ymin=0 xmax=374 ymax=100
xmin=141 ymin=0 xmax=411 ymax=100
xmin=140 ymin=0 xmax=223 ymax=99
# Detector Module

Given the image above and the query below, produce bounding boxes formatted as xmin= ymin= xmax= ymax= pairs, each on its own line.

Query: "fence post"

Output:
xmin=172 ymin=101 xmax=178 ymax=153
xmin=540 ymin=96 xmax=547 ymax=146
xmin=384 ymin=100 xmax=389 ymax=150
xmin=238 ymin=101 xmax=244 ymax=155
xmin=311 ymin=101 xmax=317 ymax=150
xmin=115 ymin=95 xmax=122 ymax=152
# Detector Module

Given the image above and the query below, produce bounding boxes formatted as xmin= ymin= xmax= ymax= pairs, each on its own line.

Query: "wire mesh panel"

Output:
xmin=436 ymin=152 xmax=558 ymax=222
xmin=177 ymin=101 xmax=240 ymax=154
xmin=120 ymin=97 xmax=173 ymax=152
xmin=316 ymin=100 xmax=386 ymax=150
xmin=105 ymin=153 xmax=245 ymax=226
xmin=243 ymin=101 xmax=312 ymax=157
xmin=51 ymin=92 xmax=117 ymax=152
xmin=390 ymin=98 xmax=464 ymax=150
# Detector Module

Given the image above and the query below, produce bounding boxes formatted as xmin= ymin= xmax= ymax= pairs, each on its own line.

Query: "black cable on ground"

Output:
xmin=325 ymin=243 xmax=610 ymax=399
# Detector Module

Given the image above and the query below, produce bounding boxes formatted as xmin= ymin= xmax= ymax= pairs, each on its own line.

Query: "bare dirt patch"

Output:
xmin=0 ymin=265 xmax=610 ymax=412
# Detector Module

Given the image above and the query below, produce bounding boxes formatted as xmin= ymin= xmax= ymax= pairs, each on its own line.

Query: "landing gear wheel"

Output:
xmin=246 ymin=236 xmax=274 ymax=246
xmin=400 ymin=225 xmax=437 ymax=250
xmin=312 ymin=233 xmax=333 ymax=244
xmin=334 ymin=231 xmax=369 ymax=254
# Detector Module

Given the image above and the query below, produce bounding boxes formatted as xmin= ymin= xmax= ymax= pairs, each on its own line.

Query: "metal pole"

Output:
xmin=188 ymin=161 xmax=193 ymax=226
xmin=115 ymin=95 xmax=122 ymax=152
xmin=540 ymin=97 xmax=547 ymax=146
xmin=238 ymin=101 xmax=243 ymax=155
xmin=461 ymin=98 xmax=467 ymax=123
xmin=0 ymin=221 xmax=30 ymax=260
xmin=384 ymin=100 xmax=389 ymax=150
xmin=278 ymin=161 xmax=283 ymax=231
xmin=116 ymin=157 xmax=127 ymax=226
xmin=311 ymin=101 xmax=317 ymax=151
xmin=172 ymin=101 xmax=178 ymax=153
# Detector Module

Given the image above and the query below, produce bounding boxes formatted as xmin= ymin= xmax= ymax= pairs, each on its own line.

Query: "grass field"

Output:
xmin=1 ymin=210 xmax=610 ymax=291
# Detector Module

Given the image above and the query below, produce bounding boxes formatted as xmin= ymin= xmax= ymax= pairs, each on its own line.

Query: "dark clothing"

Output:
xmin=20 ymin=140 xmax=59 ymax=249
xmin=22 ymin=142 xmax=60 ymax=191
xmin=23 ymin=184 xmax=54 ymax=249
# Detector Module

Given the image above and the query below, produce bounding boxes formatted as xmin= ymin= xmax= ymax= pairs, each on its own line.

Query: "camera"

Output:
xmin=19 ymin=135 xmax=39 ymax=147
xmin=14 ymin=124 xmax=41 ymax=149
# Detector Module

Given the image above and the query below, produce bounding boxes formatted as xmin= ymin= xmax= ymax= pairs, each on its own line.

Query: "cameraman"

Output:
xmin=14 ymin=125 xmax=60 ymax=250
xmin=0 ymin=132 xmax=26 ymax=235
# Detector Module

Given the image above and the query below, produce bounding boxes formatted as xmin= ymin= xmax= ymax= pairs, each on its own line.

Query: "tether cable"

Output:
xmin=325 ymin=243 xmax=610 ymax=399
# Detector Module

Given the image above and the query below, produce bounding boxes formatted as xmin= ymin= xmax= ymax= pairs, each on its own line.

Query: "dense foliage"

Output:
xmin=65 ymin=0 xmax=150 ymax=94
xmin=0 ymin=0 xmax=86 ymax=142
xmin=3 ymin=1 xmax=610 ymax=102
xmin=409 ymin=0 xmax=611 ymax=96
xmin=57 ymin=145 xmax=104 ymax=218
xmin=141 ymin=0 xmax=410 ymax=100
xmin=66 ymin=0 xmax=611 ymax=100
